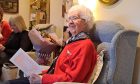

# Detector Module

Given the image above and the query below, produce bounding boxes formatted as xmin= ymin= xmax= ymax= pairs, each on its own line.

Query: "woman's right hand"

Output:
xmin=29 ymin=74 xmax=42 ymax=84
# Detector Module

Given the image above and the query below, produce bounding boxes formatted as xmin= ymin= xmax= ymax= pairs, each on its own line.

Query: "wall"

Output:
xmin=94 ymin=0 xmax=140 ymax=32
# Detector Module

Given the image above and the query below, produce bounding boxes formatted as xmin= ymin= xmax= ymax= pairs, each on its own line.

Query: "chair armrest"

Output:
xmin=110 ymin=30 xmax=139 ymax=83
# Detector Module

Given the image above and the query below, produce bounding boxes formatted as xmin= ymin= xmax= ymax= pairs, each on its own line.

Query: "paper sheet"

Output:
xmin=28 ymin=28 xmax=44 ymax=46
xmin=28 ymin=28 xmax=45 ymax=51
xmin=28 ymin=28 xmax=63 ymax=52
xmin=10 ymin=48 xmax=44 ymax=76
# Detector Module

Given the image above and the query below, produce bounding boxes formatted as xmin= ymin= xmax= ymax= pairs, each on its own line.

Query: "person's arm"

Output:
xmin=0 ymin=21 xmax=13 ymax=45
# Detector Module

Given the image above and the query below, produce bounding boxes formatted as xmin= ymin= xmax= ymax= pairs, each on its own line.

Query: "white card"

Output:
xmin=10 ymin=48 xmax=44 ymax=76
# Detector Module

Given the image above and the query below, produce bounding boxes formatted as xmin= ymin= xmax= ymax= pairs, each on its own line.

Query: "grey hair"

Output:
xmin=68 ymin=5 xmax=94 ymax=30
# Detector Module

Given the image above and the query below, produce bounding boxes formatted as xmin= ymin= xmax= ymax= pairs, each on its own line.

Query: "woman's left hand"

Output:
xmin=29 ymin=74 xmax=42 ymax=84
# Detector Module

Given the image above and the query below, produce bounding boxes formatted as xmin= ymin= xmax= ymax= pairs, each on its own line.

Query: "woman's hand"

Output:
xmin=29 ymin=74 xmax=42 ymax=84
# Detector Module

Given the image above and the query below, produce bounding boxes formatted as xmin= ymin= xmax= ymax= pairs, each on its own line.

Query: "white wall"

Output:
xmin=94 ymin=0 xmax=140 ymax=32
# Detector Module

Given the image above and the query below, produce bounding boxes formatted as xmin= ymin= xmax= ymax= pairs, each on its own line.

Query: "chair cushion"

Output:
xmin=88 ymin=50 xmax=104 ymax=84
xmin=94 ymin=42 xmax=111 ymax=84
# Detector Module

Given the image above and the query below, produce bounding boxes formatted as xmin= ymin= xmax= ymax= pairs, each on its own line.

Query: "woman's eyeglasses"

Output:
xmin=66 ymin=16 xmax=85 ymax=22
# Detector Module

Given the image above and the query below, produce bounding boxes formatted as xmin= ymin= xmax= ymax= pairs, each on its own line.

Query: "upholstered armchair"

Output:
xmin=54 ymin=21 xmax=139 ymax=84
xmin=89 ymin=21 xmax=139 ymax=84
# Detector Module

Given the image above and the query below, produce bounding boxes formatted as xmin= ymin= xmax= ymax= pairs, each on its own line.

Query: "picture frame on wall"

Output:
xmin=29 ymin=0 xmax=50 ymax=29
xmin=0 ymin=0 xmax=19 ymax=14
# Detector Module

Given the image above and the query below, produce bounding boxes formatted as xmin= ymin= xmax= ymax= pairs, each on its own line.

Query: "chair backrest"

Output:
xmin=89 ymin=21 xmax=139 ymax=84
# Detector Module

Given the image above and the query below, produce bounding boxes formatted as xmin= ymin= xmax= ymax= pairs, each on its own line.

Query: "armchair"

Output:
xmin=6 ymin=21 xmax=138 ymax=84
xmin=90 ymin=21 xmax=139 ymax=84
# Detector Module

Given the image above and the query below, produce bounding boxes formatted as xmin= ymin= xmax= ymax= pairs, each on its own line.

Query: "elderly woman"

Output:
xmin=5 ymin=5 xmax=97 ymax=84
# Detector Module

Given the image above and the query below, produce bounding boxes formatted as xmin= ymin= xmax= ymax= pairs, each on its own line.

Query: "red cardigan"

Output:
xmin=42 ymin=39 xmax=97 ymax=84
xmin=0 ymin=21 xmax=13 ymax=45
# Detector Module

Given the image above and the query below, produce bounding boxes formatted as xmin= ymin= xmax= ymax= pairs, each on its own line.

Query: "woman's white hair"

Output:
xmin=68 ymin=5 xmax=94 ymax=30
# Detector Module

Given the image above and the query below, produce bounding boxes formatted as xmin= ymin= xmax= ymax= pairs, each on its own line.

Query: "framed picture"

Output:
xmin=0 ymin=0 xmax=19 ymax=14
xmin=29 ymin=0 xmax=50 ymax=29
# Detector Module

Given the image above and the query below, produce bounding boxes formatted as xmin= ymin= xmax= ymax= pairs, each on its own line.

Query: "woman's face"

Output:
xmin=9 ymin=22 xmax=19 ymax=33
xmin=67 ymin=11 xmax=87 ymax=36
